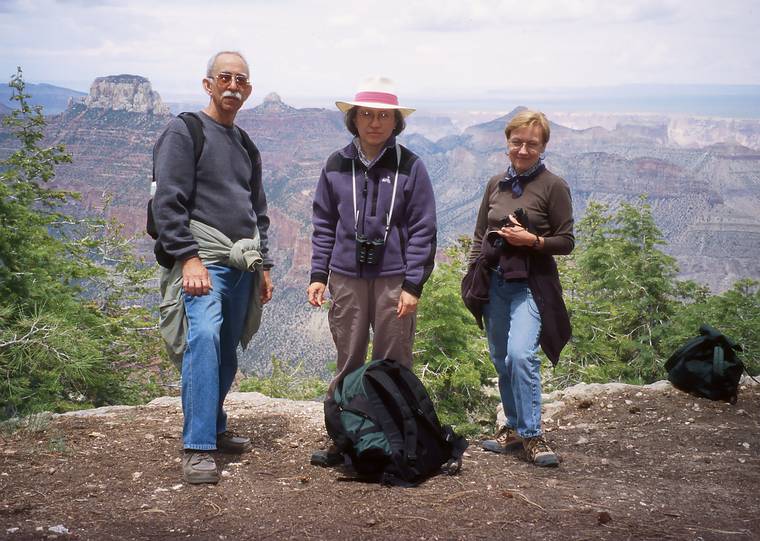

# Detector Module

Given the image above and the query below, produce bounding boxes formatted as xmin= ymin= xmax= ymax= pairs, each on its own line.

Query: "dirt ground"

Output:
xmin=1 ymin=380 xmax=759 ymax=541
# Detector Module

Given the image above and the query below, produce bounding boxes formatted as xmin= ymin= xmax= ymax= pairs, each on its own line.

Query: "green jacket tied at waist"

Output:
xmin=159 ymin=220 xmax=264 ymax=367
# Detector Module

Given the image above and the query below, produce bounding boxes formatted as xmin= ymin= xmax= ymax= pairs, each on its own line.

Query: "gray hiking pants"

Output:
xmin=327 ymin=273 xmax=416 ymax=393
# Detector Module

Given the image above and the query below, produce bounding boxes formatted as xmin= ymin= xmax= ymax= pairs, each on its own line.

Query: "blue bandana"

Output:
xmin=503 ymin=159 xmax=545 ymax=197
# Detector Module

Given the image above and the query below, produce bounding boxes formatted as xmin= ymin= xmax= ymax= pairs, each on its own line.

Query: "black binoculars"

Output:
xmin=356 ymin=234 xmax=385 ymax=265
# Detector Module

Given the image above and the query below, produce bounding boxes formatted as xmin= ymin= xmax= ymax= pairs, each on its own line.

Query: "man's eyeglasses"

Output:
xmin=210 ymin=72 xmax=251 ymax=87
xmin=508 ymin=139 xmax=542 ymax=152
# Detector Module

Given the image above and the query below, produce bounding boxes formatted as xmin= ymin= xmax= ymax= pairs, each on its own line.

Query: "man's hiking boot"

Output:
xmin=523 ymin=436 xmax=559 ymax=467
xmin=216 ymin=430 xmax=252 ymax=454
xmin=481 ymin=425 xmax=523 ymax=454
xmin=310 ymin=444 xmax=344 ymax=467
xmin=182 ymin=452 xmax=220 ymax=484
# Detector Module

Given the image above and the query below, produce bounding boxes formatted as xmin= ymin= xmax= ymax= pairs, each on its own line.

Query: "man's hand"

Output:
xmin=397 ymin=290 xmax=419 ymax=319
xmin=261 ymin=270 xmax=273 ymax=304
xmin=181 ymin=256 xmax=211 ymax=296
xmin=307 ymin=282 xmax=326 ymax=307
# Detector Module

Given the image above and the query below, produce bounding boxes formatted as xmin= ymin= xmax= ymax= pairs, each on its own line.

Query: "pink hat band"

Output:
xmin=336 ymin=77 xmax=415 ymax=117
xmin=353 ymin=91 xmax=399 ymax=106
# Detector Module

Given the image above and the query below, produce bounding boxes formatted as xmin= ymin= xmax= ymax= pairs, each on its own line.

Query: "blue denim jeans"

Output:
xmin=483 ymin=275 xmax=543 ymax=438
xmin=181 ymin=264 xmax=252 ymax=450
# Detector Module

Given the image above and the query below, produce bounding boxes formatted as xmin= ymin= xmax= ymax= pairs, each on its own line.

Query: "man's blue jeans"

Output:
xmin=181 ymin=264 xmax=252 ymax=450
xmin=483 ymin=275 xmax=543 ymax=439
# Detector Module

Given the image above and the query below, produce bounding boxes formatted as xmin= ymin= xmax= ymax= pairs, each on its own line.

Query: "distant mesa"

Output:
xmin=83 ymin=74 xmax=170 ymax=115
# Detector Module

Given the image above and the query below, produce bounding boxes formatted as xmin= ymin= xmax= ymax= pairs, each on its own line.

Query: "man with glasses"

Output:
xmin=152 ymin=51 xmax=273 ymax=484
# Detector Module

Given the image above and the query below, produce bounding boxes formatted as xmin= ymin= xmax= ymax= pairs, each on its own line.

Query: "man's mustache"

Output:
xmin=222 ymin=90 xmax=243 ymax=100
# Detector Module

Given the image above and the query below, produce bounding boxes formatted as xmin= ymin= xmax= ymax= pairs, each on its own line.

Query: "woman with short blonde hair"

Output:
xmin=469 ymin=108 xmax=574 ymax=467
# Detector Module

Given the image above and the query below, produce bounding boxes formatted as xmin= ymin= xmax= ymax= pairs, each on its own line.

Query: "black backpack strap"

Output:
xmin=238 ymin=126 xmax=261 ymax=169
xmin=175 ymin=111 xmax=204 ymax=215
xmin=710 ymin=327 xmax=760 ymax=385
xmin=393 ymin=365 xmax=443 ymax=426
xmin=177 ymin=112 xmax=205 ymax=164
xmin=665 ymin=334 xmax=706 ymax=371
xmin=392 ymin=366 xmax=468 ymax=474
xmin=238 ymin=126 xmax=265 ymax=208
xmin=363 ymin=368 xmax=419 ymax=478
xmin=149 ymin=112 xmax=204 ymax=265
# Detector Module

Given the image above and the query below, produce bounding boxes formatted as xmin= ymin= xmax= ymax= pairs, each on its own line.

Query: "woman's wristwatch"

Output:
xmin=532 ymin=235 xmax=541 ymax=249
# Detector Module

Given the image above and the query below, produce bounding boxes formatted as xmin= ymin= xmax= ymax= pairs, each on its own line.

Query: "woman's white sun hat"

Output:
xmin=336 ymin=76 xmax=415 ymax=117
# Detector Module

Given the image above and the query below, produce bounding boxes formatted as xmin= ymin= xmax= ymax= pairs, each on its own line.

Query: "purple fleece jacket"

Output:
xmin=310 ymin=137 xmax=437 ymax=297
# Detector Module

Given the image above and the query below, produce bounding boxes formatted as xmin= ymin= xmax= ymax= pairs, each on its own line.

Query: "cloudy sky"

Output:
xmin=1 ymin=0 xmax=759 ymax=108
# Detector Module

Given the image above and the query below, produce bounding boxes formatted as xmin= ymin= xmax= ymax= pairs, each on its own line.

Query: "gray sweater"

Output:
xmin=152 ymin=111 xmax=272 ymax=267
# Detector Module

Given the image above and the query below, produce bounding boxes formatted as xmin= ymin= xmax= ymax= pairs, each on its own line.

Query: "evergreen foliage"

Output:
xmin=0 ymin=69 xmax=168 ymax=418
xmin=239 ymin=358 xmax=327 ymax=400
xmin=414 ymin=238 xmax=498 ymax=434
xmin=659 ymin=279 xmax=759 ymax=375
xmin=552 ymin=198 xmax=759 ymax=388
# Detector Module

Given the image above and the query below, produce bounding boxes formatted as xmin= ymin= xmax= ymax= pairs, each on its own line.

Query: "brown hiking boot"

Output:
xmin=216 ymin=430 xmax=251 ymax=454
xmin=481 ymin=425 xmax=523 ymax=454
xmin=182 ymin=452 xmax=220 ymax=484
xmin=523 ymin=436 xmax=559 ymax=467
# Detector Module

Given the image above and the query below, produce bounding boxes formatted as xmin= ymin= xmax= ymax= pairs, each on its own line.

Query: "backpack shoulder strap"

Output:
xmin=363 ymin=367 xmax=418 ymax=475
xmin=237 ymin=125 xmax=263 ymax=197
xmin=178 ymin=112 xmax=204 ymax=164
xmin=665 ymin=334 xmax=710 ymax=371
xmin=237 ymin=126 xmax=260 ymax=165
xmin=393 ymin=365 xmax=468 ymax=464
xmin=148 ymin=112 xmax=204 ymax=255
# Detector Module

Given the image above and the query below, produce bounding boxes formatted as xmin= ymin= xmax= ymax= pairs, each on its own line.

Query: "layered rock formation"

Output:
xmin=84 ymin=75 xmax=169 ymax=115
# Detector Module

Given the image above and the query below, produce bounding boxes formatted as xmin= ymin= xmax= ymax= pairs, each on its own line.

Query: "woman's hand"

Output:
xmin=307 ymin=282 xmax=326 ymax=307
xmin=497 ymin=214 xmax=540 ymax=247
xmin=397 ymin=290 xmax=419 ymax=319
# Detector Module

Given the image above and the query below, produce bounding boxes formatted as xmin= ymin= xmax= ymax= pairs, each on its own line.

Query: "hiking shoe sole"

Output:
xmin=184 ymin=470 xmax=221 ymax=484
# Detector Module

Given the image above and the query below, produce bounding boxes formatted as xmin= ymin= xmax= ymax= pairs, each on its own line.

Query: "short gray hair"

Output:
xmin=206 ymin=51 xmax=249 ymax=77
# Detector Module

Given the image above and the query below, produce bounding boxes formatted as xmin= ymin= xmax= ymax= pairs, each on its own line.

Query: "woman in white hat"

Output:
xmin=308 ymin=77 xmax=437 ymax=466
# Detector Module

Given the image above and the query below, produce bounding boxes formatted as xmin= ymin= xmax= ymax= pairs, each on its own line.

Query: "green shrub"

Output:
xmin=0 ymin=68 xmax=170 ymax=419
xmin=414 ymin=239 xmax=498 ymax=434
xmin=239 ymin=358 xmax=327 ymax=400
